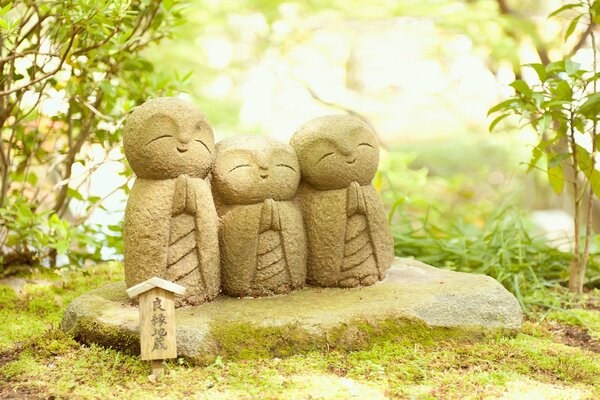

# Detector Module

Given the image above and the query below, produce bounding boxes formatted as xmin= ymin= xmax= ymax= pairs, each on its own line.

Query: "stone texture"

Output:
xmin=123 ymin=98 xmax=219 ymax=306
xmin=61 ymin=258 xmax=523 ymax=364
xmin=212 ymin=135 xmax=307 ymax=297
xmin=290 ymin=115 xmax=394 ymax=287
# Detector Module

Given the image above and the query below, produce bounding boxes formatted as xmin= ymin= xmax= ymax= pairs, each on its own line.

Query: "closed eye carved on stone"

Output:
xmin=277 ymin=163 xmax=296 ymax=172
xmin=195 ymin=139 xmax=211 ymax=154
xmin=315 ymin=152 xmax=335 ymax=165
xmin=357 ymin=142 xmax=374 ymax=148
xmin=147 ymin=134 xmax=173 ymax=145
xmin=228 ymin=164 xmax=251 ymax=173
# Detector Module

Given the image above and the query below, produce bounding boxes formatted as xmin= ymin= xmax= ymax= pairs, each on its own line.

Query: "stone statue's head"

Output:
xmin=213 ymin=135 xmax=300 ymax=205
xmin=123 ymin=98 xmax=215 ymax=179
xmin=290 ymin=115 xmax=380 ymax=190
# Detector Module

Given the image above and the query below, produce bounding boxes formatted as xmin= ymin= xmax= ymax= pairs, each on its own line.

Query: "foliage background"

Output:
xmin=1 ymin=0 xmax=599 ymax=304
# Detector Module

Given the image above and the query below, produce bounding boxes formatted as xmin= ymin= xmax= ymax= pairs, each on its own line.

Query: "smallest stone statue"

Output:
xmin=291 ymin=115 xmax=394 ymax=288
xmin=213 ymin=135 xmax=307 ymax=297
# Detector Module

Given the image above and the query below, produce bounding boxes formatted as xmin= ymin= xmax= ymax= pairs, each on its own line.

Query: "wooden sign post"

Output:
xmin=126 ymin=277 xmax=186 ymax=378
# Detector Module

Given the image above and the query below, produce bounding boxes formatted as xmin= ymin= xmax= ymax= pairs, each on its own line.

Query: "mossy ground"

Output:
xmin=1 ymin=264 xmax=599 ymax=399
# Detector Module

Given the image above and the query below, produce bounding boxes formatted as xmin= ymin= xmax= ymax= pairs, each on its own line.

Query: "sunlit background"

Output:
xmin=41 ymin=0 xmax=594 ymax=261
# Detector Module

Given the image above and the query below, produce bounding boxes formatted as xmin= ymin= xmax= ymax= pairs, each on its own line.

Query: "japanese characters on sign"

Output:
xmin=151 ymin=297 xmax=168 ymax=351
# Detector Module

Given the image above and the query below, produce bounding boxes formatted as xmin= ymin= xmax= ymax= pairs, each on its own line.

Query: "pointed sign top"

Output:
xmin=126 ymin=277 xmax=187 ymax=299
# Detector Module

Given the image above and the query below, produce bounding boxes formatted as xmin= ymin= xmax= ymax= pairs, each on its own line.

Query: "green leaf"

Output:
xmin=17 ymin=203 xmax=33 ymax=222
xmin=546 ymin=61 xmax=566 ymax=74
xmin=52 ymin=240 xmax=70 ymax=255
xmin=487 ymin=98 xmax=519 ymax=116
xmin=526 ymin=63 xmax=547 ymax=82
xmin=576 ymin=145 xmax=596 ymax=180
xmin=49 ymin=213 xmax=69 ymax=238
xmin=565 ymin=58 xmax=580 ymax=76
xmin=527 ymin=140 xmax=550 ymax=172
xmin=548 ymin=3 xmax=582 ymax=18
xmin=536 ymin=113 xmax=552 ymax=136
xmin=67 ymin=187 xmax=84 ymax=202
xmin=26 ymin=172 xmax=38 ymax=186
xmin=543 ymin=99 xmax=571 ymax=108
xmin=574 ymin=117 xmax=586 ymax=133
xmin=590 ymin=170 xmax=600 ymax=198
xmin=579 ymin=92 xmax=600 ymax=119
xmin=0 ymin=3 xmax=12 ymax=17
xmin=565 ymin=14 xmax=583 ymax=42
xmin=510 ymin=80 xmax=532 ymax=97
xmin=592 ymin=0 xmax=600 ymax=23
xmin=548 ymin=164 xmax=565 ymax=194
xmin=489 ymin=113 xmax=510 ymax=132
xmin=107 ymin=224 xmax=122 ymax=232
xmin=578 ymin=144 xmax=600 ymax=196
xmin=532 ymin=92 xmax=545 ymax=108
xmin=555 ymin=80 xmax=573 ymax=100
xmin=548 ymin=152 xmax=570 ymax=168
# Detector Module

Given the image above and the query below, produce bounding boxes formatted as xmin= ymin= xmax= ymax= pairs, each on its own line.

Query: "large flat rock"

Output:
xmin=61 ymin=258 xmax=522 ymax=364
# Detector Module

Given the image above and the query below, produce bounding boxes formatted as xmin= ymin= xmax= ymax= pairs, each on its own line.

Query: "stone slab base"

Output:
xmin=60 ymin=258 xmax=522 ymax=364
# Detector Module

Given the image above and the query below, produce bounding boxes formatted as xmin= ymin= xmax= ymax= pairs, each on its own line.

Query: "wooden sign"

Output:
xmin=126 ymin=277 xmax=186 ymax=376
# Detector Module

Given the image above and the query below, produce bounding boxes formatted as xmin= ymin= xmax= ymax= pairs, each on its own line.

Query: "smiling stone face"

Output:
xmin=213 ymin=135 xmax=300 ymax=205
xmin=290 ymin=115 xmax=379 ymax=190
xmin=123 ymin=98 xmax=215 ymax=179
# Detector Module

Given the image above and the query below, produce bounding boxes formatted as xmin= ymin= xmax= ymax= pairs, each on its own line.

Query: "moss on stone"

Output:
xmin=71 ymin=316 xmax=140 ymax=355
xmin=211 ymin=322 xmax=318 ymax=360
xmin=206 ymin=316 xmax=506 ymax=365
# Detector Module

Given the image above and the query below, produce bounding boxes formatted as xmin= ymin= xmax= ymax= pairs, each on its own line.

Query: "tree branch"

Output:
xmin=53 ymin=93 xmax=103 ymax=215
xmin=72 ymin=26 xmax=120 ymax=56
xmin=0 ymin=27 xmax=78 ymax=96
xmin=569 ymin=22 xmax=595 ymax=56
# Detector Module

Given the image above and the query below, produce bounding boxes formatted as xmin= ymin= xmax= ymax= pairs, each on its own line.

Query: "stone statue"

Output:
xmin=123 ymin=98 xmax=220 ymax=306
xmin=290 ymin=115 xmax=394 ymax=287
xmin=212 ymin=135 xmax=307 ymax=297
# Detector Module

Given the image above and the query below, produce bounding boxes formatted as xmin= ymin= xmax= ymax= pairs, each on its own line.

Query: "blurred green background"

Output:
xmin=1 ymin=0 xmax=599 ymax=308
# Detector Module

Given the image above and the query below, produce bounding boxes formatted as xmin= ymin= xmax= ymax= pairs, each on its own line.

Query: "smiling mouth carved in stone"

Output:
xmin=346 ymin=158 xmax=357 ymax=164
xmin=260 ymin=174 xmax=269 ymax=179
xmin=177 ymin=146 xmax=188 ymax=153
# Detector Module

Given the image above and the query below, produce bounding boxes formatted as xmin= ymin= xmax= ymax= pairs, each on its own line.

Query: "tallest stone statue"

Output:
xmin=122 ymin=98 xmax=220 ymax=306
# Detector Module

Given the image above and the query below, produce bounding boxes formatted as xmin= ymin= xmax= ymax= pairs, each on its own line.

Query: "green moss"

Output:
xmin=73 ymin=316 xmax=139 ymax=355
xmin=209 ymin=317 xmax=505 ymax=365
xmin=1 ymin=353 xmax=45 ymax=380
xmin=0 ymin=285 xmax=18 ymax=310
xmin=1 ymin=263 xmax=599 ymax=399
xmin=211 ymin=322 xmax=318 ymax=360
xmin=0 ymin=313 xmax=47 ymax=350
xmin=0 ymin=262 xmax=124 ymax=352
xmin=2 ymin=324 xmax=599 ymax=399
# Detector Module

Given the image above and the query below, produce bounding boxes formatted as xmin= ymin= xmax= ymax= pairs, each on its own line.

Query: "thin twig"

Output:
xmin=77 ymin=175 xmax=133 ymax=224
xmin=569 ymin=22 xmax=595 ymax=56
xmin=72 ymin=26 xmax=120 ymax=56
xmin=579 ymin=8 xmax=597 ymax=290
xmin=302 ymin=83 xmax=389 ymax=150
